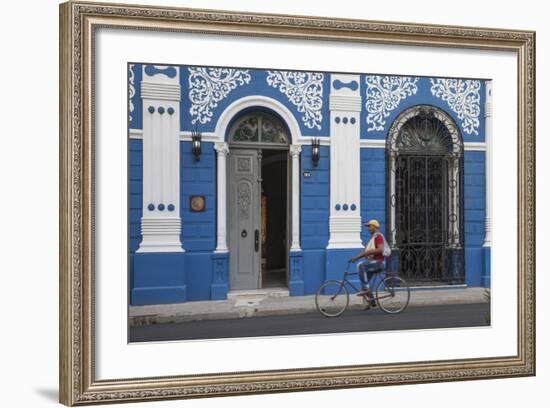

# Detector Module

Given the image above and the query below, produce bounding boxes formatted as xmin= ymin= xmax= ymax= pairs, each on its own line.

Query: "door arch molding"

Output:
xmin=215 ymin=95 xmax=302 ymax=145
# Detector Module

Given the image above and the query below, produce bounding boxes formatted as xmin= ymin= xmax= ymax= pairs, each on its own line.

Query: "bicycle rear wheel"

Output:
xmin=315 ymin=280 xmax=349 ymax=317
xmin=375 ymin=275 xmax=410 ymax=314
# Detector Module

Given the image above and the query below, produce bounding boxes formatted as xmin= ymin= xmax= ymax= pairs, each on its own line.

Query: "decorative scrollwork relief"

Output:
xmin=128 ymin=64 xmax=135 ymax=122
xmin=266 ymin=70 xmax=324 ymax=130
xmin=430 ymin=78 xmax=481 ymax=135
xmin=189 ymin=67 xmax=252 ymax=124
xmin=365 ymin=75 xmax=419 ymax=132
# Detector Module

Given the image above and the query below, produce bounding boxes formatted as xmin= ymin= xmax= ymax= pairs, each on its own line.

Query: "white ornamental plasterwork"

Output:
xmin=129 ymin=64 xmax=135 ymax=122
xmin=365 ymin=75 xmax=419 ymax=132
xmin=188 ymin=67 xmax=252 ymax=125
xmin=266 ymin=71 xmax=324 ymax=130
xmin=430 ymin=78 xmax=481 ymax=135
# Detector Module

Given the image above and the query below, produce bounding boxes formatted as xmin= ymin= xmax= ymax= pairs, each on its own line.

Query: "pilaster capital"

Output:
xmin=214 ymin=142 xmax=230 ymax=156
xmin=141 ymin=64 xmax=181 ymax=101
xmin=289 ymin=144 xmax=302 ymax=157
xmin=329 ymin=73 xmax=361 ymax=112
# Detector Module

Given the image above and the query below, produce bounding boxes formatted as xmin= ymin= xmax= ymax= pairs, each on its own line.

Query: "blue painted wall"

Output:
xmin=360 ymin=148 xmax=387 ymax=242
xmin=180 ymin=142 xmax=216 ymax=251
xmin=300 ymin=145 xmax=330 ymax=249
xmin=132 ymin=252 xmax=186 ymax=305
xmin=128 ymin=138 xmax=142 ymax=304
xmin=464 ymin=151 xmax=486 ymax=286
xmin=180 ymin=141 xmax=217 ymax=301
xmin=128 ymin=138 xmax=142 ymax=254
xmin=300 ymin=145 xmax=330 ymax=293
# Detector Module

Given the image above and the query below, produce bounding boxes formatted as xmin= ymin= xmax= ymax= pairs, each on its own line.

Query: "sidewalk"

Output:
xmin=129 ymin=287 xmax=489 ymax=326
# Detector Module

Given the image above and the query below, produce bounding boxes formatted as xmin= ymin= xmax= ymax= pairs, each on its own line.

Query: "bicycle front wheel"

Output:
xmin=315 ymin=280 xmax=349 ymax=317
xmin=375 ymin=275 xmax=410 ymax=314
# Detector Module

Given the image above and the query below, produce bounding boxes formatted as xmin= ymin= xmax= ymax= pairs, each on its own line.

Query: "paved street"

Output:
xmin=129 ymin=302 xmax=490 ymax=342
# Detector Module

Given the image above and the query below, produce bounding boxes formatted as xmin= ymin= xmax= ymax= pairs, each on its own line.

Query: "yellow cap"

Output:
xmin=365 ymin=219 xmax=379 ymax=228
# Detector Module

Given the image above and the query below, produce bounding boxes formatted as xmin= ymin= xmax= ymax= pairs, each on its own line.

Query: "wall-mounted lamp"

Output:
xmin=311 ymin=137 xmax=321 ymax=167
xmin=191 ymin=126 xmax=202 ymax=162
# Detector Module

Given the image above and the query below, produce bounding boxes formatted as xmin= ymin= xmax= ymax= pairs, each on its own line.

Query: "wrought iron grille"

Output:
xmin=229 ymin=111 xmax=289 ymax=145
xmin=386 ymin=105 xmax=465 ymax=285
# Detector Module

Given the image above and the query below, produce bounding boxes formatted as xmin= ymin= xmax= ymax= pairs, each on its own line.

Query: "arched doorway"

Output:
xmin=227 ymin=110 xmax=291 ymax=290
xmin=386 ymin=105 xmax=465 ymax=285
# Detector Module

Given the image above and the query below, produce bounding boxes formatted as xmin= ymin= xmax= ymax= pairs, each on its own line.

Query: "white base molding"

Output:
xmin=137 ymin=217 xmax=184 ymax=253
xmin=327 ymin=215 xmax=363 ymax=249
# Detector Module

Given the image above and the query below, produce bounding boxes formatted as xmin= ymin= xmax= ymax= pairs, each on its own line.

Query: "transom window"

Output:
xmin=228 ymin=111 xmax=289 ymax=146
xmin=395 ymin=114 xmax=454 ymax=155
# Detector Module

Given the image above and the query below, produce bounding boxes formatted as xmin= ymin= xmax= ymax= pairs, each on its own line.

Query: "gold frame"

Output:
xmin=59 ymin=1 xmax=536 ymax=405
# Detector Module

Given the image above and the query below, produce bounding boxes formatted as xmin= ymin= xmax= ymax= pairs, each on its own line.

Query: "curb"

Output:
xmin=130 ymin=288 xmax=489 ymax=326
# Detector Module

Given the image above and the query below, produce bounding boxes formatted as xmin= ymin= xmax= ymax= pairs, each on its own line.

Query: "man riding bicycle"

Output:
xmin=349 ymin=219 xmax=388 ymax=308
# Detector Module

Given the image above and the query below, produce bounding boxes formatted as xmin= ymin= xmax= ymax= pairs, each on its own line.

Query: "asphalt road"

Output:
xmin=129 ymin=302 xmax=490 ymax=342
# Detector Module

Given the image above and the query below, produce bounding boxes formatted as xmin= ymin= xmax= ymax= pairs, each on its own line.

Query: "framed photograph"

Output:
xmin=59 ymin=1 xmax=535 ymax=405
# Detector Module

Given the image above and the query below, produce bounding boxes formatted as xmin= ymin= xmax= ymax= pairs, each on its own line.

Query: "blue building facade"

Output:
xmin=128 ymin=63 xmax=491 ymax=305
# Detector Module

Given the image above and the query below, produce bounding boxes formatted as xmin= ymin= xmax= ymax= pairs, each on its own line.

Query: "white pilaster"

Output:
xmin=327 ymin=74 xmax=363 ymax=249
xmin=214 ymin=142 xmax=230 ymax=252
xmin=290 ymin=144 xmax=302 ymax=251
xmin=137 ymin=65 xmax=184 ymax=253
xmin=483 ymin=81 xmax=493 ymax=247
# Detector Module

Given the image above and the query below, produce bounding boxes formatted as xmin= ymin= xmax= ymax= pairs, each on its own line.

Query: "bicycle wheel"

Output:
xmin=375 ymin=275 xmax=410 ymax=314
xmin=315 ymin=280 xmax=349 ymax=317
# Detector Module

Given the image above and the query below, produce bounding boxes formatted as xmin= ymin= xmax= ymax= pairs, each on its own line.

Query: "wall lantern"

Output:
xmin=311 ymin=137 xmax=321 ymax=167
xmin=191 ymin=126 xmax=202 ymax=162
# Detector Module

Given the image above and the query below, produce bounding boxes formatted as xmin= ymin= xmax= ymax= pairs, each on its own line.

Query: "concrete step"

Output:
xmin=227 ymin=287 xmax=289 ymax=300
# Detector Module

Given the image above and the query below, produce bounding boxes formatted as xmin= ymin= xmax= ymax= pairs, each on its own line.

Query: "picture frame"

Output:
xmin=59 ymin=1 xmax=536 ymax=405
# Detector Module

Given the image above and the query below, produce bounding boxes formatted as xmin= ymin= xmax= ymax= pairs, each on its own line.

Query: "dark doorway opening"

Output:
xmin=260 ymin=149 xmax=288 ymax=288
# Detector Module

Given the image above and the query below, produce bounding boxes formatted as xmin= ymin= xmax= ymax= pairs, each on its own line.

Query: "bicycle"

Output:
xmin=315 ymin=260 xmax=411 ymax=317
